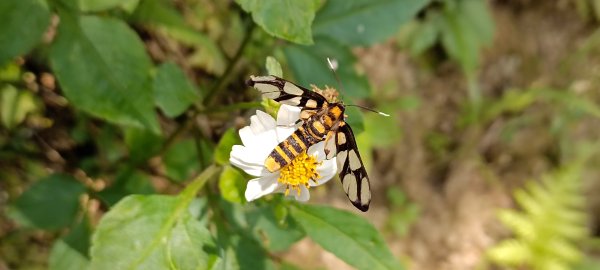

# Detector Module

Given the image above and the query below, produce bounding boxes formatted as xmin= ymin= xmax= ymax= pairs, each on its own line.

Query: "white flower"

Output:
xmin=229 ymin=104 xmax=337 ymax=202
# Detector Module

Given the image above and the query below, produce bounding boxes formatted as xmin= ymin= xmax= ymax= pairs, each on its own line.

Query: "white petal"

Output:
xmin=245 ymin=174 xmax=281 ymax=201
xmin=230 ymin=157 xmax=268 ymax=177
xmin=276 ymin=126 xmax=296 ymax=142
xmin=230 ymin=145 xmax=263 ymax=165
xmin=294 ymin=185 xmax=310 ymax=202
xmin=307 ymin=141 xmax=327 ymax=162
xmin=312 ymin=158 xmax=337 ymax=186
xmin=276 ymin=105 xmax=301 ymax=127
xmin=249 ymin=110 xmax=276 ymax=134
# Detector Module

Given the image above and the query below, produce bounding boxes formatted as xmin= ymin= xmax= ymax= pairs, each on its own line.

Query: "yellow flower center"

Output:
xmin=278 ymin=152 xmax=321 ymax=196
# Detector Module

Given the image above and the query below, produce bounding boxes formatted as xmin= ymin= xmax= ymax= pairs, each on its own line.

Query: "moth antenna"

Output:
xmin=346 ymin=104 xmax=390 ymax=117
xmin=327 ymin=57 xmax=346 ymax=95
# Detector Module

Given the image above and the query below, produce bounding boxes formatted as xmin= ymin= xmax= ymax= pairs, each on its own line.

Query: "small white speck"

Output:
xmin=357 ymin=24 xmax=365 ymax=33
xmin=327 ymin=58 xmax=338 ymax=71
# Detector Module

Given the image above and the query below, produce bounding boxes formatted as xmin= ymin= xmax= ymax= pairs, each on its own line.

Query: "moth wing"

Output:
xmin=336 ymin=124 xmax=371 ymax=212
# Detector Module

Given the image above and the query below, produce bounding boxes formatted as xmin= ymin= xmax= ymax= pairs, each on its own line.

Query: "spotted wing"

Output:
xmin=336 ymin=124 xmax=371 ymax=212
xmin=246 ymin=75 xmax=327 ymax=109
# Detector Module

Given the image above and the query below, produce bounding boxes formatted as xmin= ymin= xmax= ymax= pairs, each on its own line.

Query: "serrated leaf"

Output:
xmin=50 ymin=15 xmax=159 ymax=133
xmin=90 ymin=194 xmax=220 ymax=270
xmin=290 ymin=204 xmax=403 ymax=270
xmin=0 ymin=0 xmax=50 ymax=65
xmin=284 ymin=38 xmax=370 ymax=99
xmin=154 ymin=62 xmax=201 ymax=118
xmin=236 ymin=0 xmax=317 ymax=45
xmin=218 ymin=166 xmax=246 ymax=204
xmin=215 ymin=128 xmax=241 ymax=165
xmin=8 ymin=174 xmax=86 ymax=230
xmin=265 ymin=56 xmax=283 ymax=77
xmin=313 ymin=0 xmax=429 ymax=46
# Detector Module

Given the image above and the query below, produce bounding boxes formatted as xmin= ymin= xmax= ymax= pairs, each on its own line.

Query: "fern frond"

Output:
xmin=487 ymin=163 xmax=588 ymax=270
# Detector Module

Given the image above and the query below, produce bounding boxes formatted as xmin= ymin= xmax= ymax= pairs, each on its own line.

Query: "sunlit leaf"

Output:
xmin=313 ymin=0 xmax=429 ymax=46
xmin=265 ymin=56 xmax=283 ymax=77
xmin=0 ymin=85 xmax=41 ymax=129
xmin=291 ymin=204 xmax=404 ymax=270
xmin=214 ymin=128 xmax=241 ymax=166
xmin=236 ymin=0 xmax=318 ymax=45
xmin=49 ymin=240 xmax=90 ymax=270
xmin=50 ymin=15 xmax=159 ymax=133
xmin=0 ymin=0 xmax=50 ymax=65
xmin=218 ymin=166 xmax=246 ymax=204
xmin=90 ymin=194 xmax=220 ymax=269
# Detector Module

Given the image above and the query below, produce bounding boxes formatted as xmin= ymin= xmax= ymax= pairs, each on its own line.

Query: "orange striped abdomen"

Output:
xmin=265 ymin=123 xmax=323 ymax=172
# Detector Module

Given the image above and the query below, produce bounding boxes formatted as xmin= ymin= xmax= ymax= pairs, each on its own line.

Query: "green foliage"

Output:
xmin=153 ymin=62 xmax=202 ymax=118
xmin=398 ymin=0 xmax=494 ymax=76
xmin=1 ymin=0 xmax=434 ymax=268
xmin=90 ymin=166 xmax=221 ymax=270
xmin=236 ymin=0 xmax=318 ymax=45
xmin=284 ymin=38 xmax=370 ymax=99
xmin=0 ymin=0 xmax=50 ymax=65
xmin=487 ymin=163 xmax=588 ymax=270
xmin=314 ymin=0 xmax=430 ymax=46
xmin=8 ymin=174 xmax=86 ymax=230
xmin=291 ymin=204 xmax=404 ymax=270
xmin=50 ymin=15 xmax=159 ymax=133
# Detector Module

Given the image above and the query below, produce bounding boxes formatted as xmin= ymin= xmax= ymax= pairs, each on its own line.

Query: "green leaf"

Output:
xmin=218 ymin=166 xmax=246 ymax=204
xmin=90 ymin=195 xmax=221 ymax=270
xmin=79 ymin=0 xmax=140 ymax=12
xmin=50 ymin=15 xmax=159 ymax=133
xmin=49 ymin=240 xmax=90 ymax=270
xmin=265 ymin=56 xmax=283 ymax=77
xmin=96 ymin=167 xmax=155 ymax=206
xmin=437 ymin=0 xmax=494 ymax=75
xmin=290 ymin=204 xmax=403 ymax=270
xmin=124 ymin=127 xmax=164 ymax=165
xmin=0 ymin=0 xmax=50 ymax=65
xmin=236 ymin=0 xmax=318 ymax=45
xmin=214 ymin=128 xmax=241 ymax=166
xmin=8 ymin=174 xmax=86 ymax=230
xmin=49 ymin=219 xmax=93 ymax=270
xmin=313 ymin=0 xmax=429 ymax=46
xmin=283 ymin=38 xmax=370 ymax=99
xmin=132 ymin=0 xmax=226 ymax=75
xmin=0 ymin=85 xmax=41 ymax=129
xmin=246 ymin=205 xmax=305 ymax=252
xmin=154 ymin=62 xmax=201 ymax=118
xmin=163 ymin=139 xmax=202 ymax=182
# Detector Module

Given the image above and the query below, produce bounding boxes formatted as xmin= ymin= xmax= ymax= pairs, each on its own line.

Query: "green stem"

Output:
xmin=179 ymin=164 xmax=221 ymax=203
xmin=158 ymin=23 xmax=256 ymax=156
xmin=203 ymin=23 xmax=255 ymax=105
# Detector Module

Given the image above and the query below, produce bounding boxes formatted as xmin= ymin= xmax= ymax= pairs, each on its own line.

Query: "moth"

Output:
xmin=246 ymin=75 xmax=371 ymax=211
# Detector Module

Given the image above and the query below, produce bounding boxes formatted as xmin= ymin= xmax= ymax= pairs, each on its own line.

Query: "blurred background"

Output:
xmin=2 ymin=0 xmax=600 ymax=269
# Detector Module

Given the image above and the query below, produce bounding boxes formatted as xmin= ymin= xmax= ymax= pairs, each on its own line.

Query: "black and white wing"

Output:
xmin=246 ymin=75 xmax=327 ymax=109
xmin=336 ymin=124 xmax=371 ymax=212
